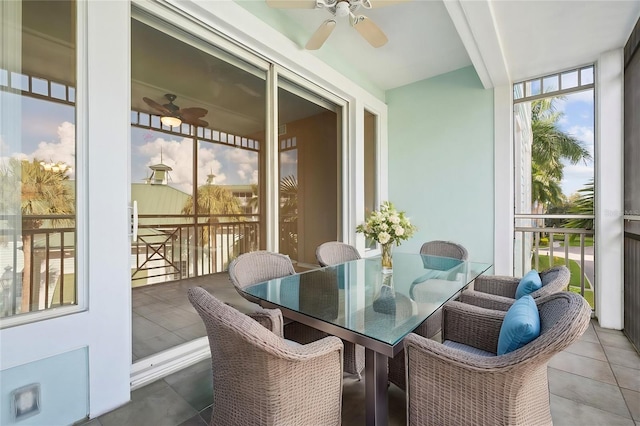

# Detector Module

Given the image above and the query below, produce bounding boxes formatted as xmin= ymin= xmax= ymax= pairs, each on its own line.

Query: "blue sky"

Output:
xmin=555 ymin=89 xmax=595 ymax=197
xmin=2 ymin=95 xmax=76 ymax=174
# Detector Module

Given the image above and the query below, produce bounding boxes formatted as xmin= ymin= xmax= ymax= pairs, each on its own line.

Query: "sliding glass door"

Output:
xmin=129 ymin=14 xmax=344 ymax=362
xmin=277 ymin=79 xmax=342 ymax=266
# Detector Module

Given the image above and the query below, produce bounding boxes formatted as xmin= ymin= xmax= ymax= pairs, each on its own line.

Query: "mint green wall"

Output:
xmin=1 ymin=348 xmax=89 ymax=425
xmin=387 ymin=66 xmax=494 ymax=264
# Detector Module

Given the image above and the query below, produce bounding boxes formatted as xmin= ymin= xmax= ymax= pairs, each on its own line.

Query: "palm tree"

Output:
xmin=279 ymin=175 xmax=298 ymax=258
xmin=565 ymin=179 xmax=594 ymax=240
xmin=531 ymin=162 xmax=565 ymax=213
xmin=530 ymin=97 xmax=591 ymax=210
xmin=247 ymin=183 xmax=259 ymax=214
xmin=0 ymin=158 xmax=75 ymax=313
xmin=181 ymin=181 xmax=242 ymax=251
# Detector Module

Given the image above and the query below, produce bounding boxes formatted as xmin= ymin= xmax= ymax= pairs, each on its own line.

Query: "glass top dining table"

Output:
xmin=244 ymin=251 xmax=492 ymax=426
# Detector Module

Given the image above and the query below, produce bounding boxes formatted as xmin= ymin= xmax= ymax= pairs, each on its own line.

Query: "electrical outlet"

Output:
xmin=11 ymin=383 xmax=40 ymax=422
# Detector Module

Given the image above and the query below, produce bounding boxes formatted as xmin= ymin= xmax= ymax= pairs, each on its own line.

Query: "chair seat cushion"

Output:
xmin=497 ymin=295 xmax=540 ymax=355
xmin=515 ymin=269 xmax=543 ymax=299
xmin=443 ymin=340 xmax=495 ymax=357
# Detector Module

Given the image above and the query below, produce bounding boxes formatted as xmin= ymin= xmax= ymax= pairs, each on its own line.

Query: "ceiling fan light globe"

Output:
xmin=161 ymin=116 xmax=182 ymax=128
xmin=335 ymin=1 xmax=350 ymax=17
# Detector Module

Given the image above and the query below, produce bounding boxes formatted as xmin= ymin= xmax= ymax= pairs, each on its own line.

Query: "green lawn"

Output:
xmin=534 ymin=255 xmax=594 ymax=308
xmin=559 ymin=235 xmax=594 ymax=247
xmin=538 ymin=235 xmax=593 ymax=248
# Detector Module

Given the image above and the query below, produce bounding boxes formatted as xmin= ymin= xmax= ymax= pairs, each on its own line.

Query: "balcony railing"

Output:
xmin=515 ymin=214 xmax=595 ymax=308
xmin=132 ymin=213 xmax=262 ymax=285
xmin=0 ymin=214 xmax=76 ymax=317
xmin=1 ymin=213 xmax=267 ymax=316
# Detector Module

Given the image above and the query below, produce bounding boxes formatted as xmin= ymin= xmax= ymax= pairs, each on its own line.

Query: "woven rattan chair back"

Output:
xmin=316 ymin=241 xmax=361 ymax=267
xmin=188 ymin=286 xmax=344 ymax=426
xmin=228 ymin=251 xmax=295 ymax=305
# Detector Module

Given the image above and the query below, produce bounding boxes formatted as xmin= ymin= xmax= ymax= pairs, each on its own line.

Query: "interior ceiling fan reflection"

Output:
xmin=143 ymin=94 xmax=209 ymax=128
xmin=266 ymin=0 xmax=409 ymax=50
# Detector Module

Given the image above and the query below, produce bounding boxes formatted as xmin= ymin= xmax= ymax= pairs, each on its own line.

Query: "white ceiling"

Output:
xmin=258 ymin=0 xmax=640 ymax=91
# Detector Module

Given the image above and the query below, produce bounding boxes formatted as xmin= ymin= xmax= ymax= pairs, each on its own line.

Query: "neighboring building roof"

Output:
xmin=131 ymin=183 xmax=190 ymax=216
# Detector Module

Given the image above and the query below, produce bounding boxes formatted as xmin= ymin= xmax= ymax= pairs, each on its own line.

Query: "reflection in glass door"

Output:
xmin=0 ymin=0 xmax=78 ymax=323
xmin=130 ymin=17 xmax=267 ymax=361
xmin=277 ymin=79 xmax=342 ymax=266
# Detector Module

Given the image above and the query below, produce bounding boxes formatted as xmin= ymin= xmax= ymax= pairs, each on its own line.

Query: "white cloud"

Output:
xmin=566 ymin=125 xmax=594 ymax=146
xmin=221 ymin=147 xmax=258 ymax=184
xmin=3 ymin=121 xmax=77 ymax=177
xmin=280 ymin=151 xmax=297 ymax=164
xmin=197 ymin=145 xmax=226 ymax=186
xmin=139 ymin=137 xmax=228 ymax=193
xmin=562 ymin=163 xmax=593 ymax=196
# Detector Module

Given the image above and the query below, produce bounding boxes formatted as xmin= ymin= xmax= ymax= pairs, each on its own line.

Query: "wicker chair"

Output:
xmin=229 ymin=250 xmax=362 ymax=378
xmin=404 ymin=291 xmax=591 ymax=426
xmin=228 ymin=250 xmax=327 ymax=345
xmin=459 ymin=265 xmax=570 ymax=311
xmin=315 ymin=241 xmax=366 ymax=379
xmin=316 ymin=241 xmax=361 ymax=267
xmin=388 ymin=240 xmax=468 ymax=390
xmin=188 ymin=287 xmax=343 ymax=426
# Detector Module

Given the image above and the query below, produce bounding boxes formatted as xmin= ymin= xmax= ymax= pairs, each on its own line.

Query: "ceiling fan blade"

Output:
xmin=367 ymin=0 xmax=411 ymax=8
xmin=143 ymin=97 xmax=172 ymax=115
xmin=305 ymin=20 xmax=336 ymax=50
xmin=266 ymin=0 xmax=318 ymax=8
xmin=182 ymin=117 xmax=209 ymax=127
xmin=180 ymin=107 xmax=208 ymax=118
xmin=352 ymin=15 xmax=388 ymax=48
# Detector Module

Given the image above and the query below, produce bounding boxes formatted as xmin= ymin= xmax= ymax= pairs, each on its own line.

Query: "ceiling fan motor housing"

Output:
xmin=335 ymin=1 xmax=351 ymax=17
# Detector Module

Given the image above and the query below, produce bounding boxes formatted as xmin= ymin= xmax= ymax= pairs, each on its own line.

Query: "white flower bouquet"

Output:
xmin=356 ymin=201 xmax=416 ymax=246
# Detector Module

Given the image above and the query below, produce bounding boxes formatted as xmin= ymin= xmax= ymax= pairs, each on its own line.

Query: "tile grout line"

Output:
xmin=592 ymin=322 xmax=636 ymax=420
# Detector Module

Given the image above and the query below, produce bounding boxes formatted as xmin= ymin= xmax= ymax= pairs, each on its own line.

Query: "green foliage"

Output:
xmin=0 ymin=158 xmax=75 ymax=227
xmin=278 ymin=175 xmax=298 ymax=258
xmin=530 ymin=97 xmax=591 ymax=210
xmin=182 ymin=183 xmax=242 ymax=247
xmin=279 ymin=175 xmax=298 ymax=221
xmin=182 ymin=184 xmax=242 ymax=217
xmin=0 ymin=158 xmax=75 ymax=312
xmin=565 ymin=179 xmax=594 ymax=242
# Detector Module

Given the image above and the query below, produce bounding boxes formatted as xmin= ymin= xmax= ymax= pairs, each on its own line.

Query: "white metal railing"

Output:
xmin=515 ymin=214 xmax=595 ymax=308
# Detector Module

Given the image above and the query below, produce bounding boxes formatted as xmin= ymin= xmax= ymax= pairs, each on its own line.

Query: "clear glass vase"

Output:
xmin=381 ymin=242 xmax=393 ymax=273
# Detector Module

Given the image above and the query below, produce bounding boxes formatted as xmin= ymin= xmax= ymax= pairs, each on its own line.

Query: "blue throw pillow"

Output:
xmin=497 ymin=295 xmax=540 ymax=355
xmin=515 ymin=269 xmax=542 ymax=299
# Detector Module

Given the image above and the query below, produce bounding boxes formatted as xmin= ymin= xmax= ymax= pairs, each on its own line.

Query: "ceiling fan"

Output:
xmin=266 ymin=0 xmax=408 ymax=50
xmin=143 ymin=94 xmax=209 ymax=128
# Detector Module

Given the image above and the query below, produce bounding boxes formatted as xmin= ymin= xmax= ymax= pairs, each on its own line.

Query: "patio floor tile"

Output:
xmin=549 ymin=351 xmax=616 ymax=384
xmin=99 ymin=384 xmax=197 ymax=426
xmin=548 ymin=367 xmax=631 ymax=418
xmin=550 ymin=394 xmax=635 ymax=426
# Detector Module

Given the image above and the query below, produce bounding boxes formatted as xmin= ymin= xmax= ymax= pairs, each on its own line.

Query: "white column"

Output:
xmin=86 ymin=0 xmax=132 ymax=415
xmin=494 ymin=84 xmax=513 ymax=275
xmin=595 ymin=49 xmax=624 ymax=329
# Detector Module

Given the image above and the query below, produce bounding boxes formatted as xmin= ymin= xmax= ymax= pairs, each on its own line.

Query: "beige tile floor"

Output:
xmin=89 ymin=275 xmax=639 ymax=426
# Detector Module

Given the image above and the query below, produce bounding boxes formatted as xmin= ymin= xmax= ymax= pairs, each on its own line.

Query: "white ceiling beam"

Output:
xmin=443 ymin=0 xmax=510 ymax=89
